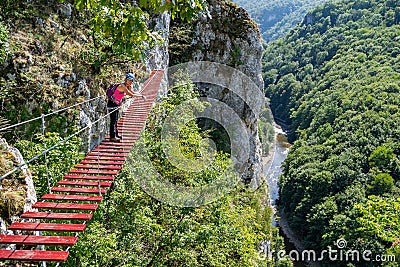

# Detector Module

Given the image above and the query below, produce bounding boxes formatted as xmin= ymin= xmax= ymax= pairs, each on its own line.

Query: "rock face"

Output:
xmin=146 ymin=12 xmax=171 ymax=101
xmin=169 ymin=0 xmax=265 ymax=184
xmin=190 ymin=0 xmax=264 ymax=89
xmin=0 ymin=138 xmax=37 ymax=247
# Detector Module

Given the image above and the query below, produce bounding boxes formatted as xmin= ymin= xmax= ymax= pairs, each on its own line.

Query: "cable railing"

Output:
xmin=0 ymin=106 xmax=120 ymax=183
xmin=0 ymin=96 xmax=103 ymax=133
xmin=0 ymin=72 xmax=156 ymax=183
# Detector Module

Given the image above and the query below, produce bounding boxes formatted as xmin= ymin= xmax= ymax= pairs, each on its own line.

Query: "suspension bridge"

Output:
xmin=0 ymin=70 xmax=164 ymax=263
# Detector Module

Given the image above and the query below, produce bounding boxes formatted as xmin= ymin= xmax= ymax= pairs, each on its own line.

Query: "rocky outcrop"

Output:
xmin=191 ymin=0 xmax=264 ymax=88
xmin=169 ymin=0 xmax=265 ymax=184
xmin=146 ymin=12 xmax=171 ymax=101
xmin=0 ymin=138 xmax=37 ymax=248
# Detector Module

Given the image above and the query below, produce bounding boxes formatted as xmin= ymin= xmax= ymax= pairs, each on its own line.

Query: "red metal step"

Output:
xmin=125 ymin=110 xmax=148 ymax=112
xmin=92 ymin=149 xmax=131 ymax=153
xmin=64 ymin=174 xmax=115 ymax=181
xmin=97 ymin=144 xmax=133 ymax=149
xmin=0 ymin=235 xmax=78 ymax=246
xmin=118 ymin=118 xmax=146 ymax=121
xmin=115 ymin=136 xmax=139 ymax=139
xmin=121 ymin=111 xmax=148 ymax=114
xmin=106 ymin=133 xmax=138 ymax=137
xmin=100 ymin=140 xmax=135 ymax=144
xmin=33 ymin=202 xmax=98 ymax=211
xmin=51 ymin=187 xmax=107 ymax=194
xmin=80 ymin=160 xmax=124 ymax=165
xmin=118 ymin=122 xmax=140 ymax=126
xmin=0 ymin=250 xmax=69 ymax=262
xmin=84 ymin=156 xmax=125 ymax=161
xmin=70 ymin=169 xmax=118 ymax=175
xmin=74 ymin=164 xmax=121 ymax=170
xmin=57 ymin=180 xmax=112 ymax=187
xmin=117 ymin=130 xmax=143 ymax=133
xmin=41 ymin=194 xmax=103 ymax=202
xmin=101 ymin=140 xmax=135 ymax=144
xmin=9 ymin=222 xmax=86 ymax=232
xmin=21 ymin=212 xmax=92 ymax=220
xmin=116 ymin=123 xmax=144 ymax=127
xmin=117 ymin=124 xmax=145 ymax=128
xmin=117 ymin=129 xmax=143 ymax=132
xmin=87 ymin=152 xmax=129 ymax=157
xmin=102 ymin=138 xmax=137 ymax=143
xmin=0 ymin=250 xmax=13 ymax=259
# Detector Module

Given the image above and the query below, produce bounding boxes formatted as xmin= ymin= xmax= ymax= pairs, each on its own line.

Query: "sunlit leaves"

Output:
xmin=72 ymin=0 xmax=207 ymax=60
xmin=355 ymin=196 xmax=400 ymax=242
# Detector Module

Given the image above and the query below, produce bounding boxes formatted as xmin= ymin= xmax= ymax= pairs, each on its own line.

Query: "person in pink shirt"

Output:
xmin=107 ymin=73 xmax=146 ymax=142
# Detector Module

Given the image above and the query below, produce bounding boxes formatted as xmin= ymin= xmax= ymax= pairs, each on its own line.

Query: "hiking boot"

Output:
xmin=109 ymin=137 xmax=120 ymax=142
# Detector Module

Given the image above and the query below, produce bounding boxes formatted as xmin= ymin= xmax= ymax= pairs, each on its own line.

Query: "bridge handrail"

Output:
xmin=0 ymin=71 xmax=159 ymax=182
xmin=0 ymin=106 xmax=121 ymax=182
xmin=0 ymin=96 xmax=103 ymax=132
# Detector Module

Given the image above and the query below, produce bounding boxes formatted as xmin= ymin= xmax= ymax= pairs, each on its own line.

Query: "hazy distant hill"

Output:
xmin=233 ymin=0 xmax=329 ymax=43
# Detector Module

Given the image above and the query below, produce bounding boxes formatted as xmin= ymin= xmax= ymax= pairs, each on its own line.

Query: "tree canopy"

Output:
xmin=263 ymin=0 xmax=400 ymax=265
xmin=72 ymin=0 xmax=207 ymax=60
xmin=233 ymin=0 xmax=329 ymax=43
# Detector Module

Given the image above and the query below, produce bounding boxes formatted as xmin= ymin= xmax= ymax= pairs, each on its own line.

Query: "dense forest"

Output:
xmin=232 ymin=0 xmax=328 ymax=43
xmin=263 ymin=0 xmax=400 ymax=265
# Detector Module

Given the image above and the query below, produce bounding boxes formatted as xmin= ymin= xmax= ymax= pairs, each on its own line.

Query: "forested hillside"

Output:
xmin=232 ymin=0 xmax=328 ymax=43
xmin=263 ymin=0 xmax=400 ymax=265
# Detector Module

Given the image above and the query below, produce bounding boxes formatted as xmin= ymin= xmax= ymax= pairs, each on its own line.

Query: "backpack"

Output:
xmin=106 ymin=83 xmax=119 ymax=99
xmin=106 ymin=83 xmax=125 ymax=105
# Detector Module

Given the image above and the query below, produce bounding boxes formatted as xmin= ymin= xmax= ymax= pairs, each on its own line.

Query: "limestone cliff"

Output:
xmin=168 ymin=0 xmax=265 ymax=183
xmin=0 ymin=138 xmax=37 ymax=244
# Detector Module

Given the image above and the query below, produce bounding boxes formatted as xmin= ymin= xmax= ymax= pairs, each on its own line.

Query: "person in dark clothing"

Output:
xmin=107 ymin=73 xmax=146 ymax=142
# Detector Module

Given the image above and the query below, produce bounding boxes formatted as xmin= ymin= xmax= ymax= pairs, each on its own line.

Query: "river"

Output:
xmin=263 ymin=124 xmax=310 ymax=267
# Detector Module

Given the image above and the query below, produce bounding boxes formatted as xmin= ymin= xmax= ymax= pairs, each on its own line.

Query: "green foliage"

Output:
xmin=262 ymin=0 xmax=400 ymax=264
xmin=14 ymin=132 xmax=83 ymax=196
xmin=0 ymin=0 xmax=53 ymax=18
xmin=368 ymin=173 xmax=394 ymax=195
xmin=0 ymin=21 xmax=11 ymax=100
xmin=369 ymin=146 xmax=396 ymax=172
xmin=73 ymin=0 xmax=207 ymax=61
xmin=0 ymin=21 xmax=9 ymax=64
xmin=233 ymin=0 xmax=329 ymax=43
xmin=70 ymin=178 xmax=280 ymax=266
xmin=230 ymin=46 xmax=243 ymax=67
xmin=168 ymin=22 xmax=197 ymax=65
xmin=355 ymin=196 xmax=400 ymax=243
xmin=140 ymin=72 xmax=230 ymax=191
